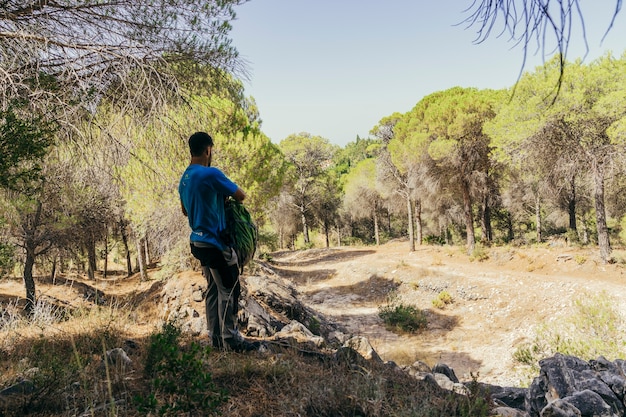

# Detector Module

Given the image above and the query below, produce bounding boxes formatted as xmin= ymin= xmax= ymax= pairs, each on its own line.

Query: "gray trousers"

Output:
xmin=203 ymin=263 xmax=240 ymax=345
xmin=191 ymin=244 xmax=241 ymax=346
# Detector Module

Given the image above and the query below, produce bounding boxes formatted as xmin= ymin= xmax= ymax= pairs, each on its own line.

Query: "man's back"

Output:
xmin=179 ymin=164 xmax=238 ymax=250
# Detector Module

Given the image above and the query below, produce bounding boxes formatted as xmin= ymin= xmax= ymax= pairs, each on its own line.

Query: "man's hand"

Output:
xmin=232 ymin=188 xmax=246 ymax=202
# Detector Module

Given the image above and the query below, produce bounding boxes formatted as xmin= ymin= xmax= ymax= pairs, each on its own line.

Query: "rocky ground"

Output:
xmin=2 ymin=240 xmax=625 ymax=389
xmin=267 ymin=240 xmax=626 ymax=387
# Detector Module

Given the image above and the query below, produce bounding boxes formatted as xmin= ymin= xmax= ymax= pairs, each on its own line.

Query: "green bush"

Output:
xmin=378 ymin=303 xmax=427 ymax=333
xmin=258 ymin=228 xmax=279 ymax=253
xmin=423 ymin=234 xmax=446 ymax=245
xmin=0 ymin=241 xmax=14 ymax=278
xmin=135 ymin=323 xmax=227 ymax=416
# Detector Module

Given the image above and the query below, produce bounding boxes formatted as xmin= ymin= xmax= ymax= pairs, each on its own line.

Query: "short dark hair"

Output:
xmin=188 ymin=131 xmax=214 ymax=157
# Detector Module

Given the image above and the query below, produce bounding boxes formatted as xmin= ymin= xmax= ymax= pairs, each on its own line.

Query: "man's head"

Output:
xmin=188 ymin=131 xmax=214 ymax=166
xmin=188 ymin=131 xmax=214 ymax=157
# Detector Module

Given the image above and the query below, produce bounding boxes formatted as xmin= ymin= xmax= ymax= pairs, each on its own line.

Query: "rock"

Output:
xmin=540 ymin=400 xmax=582 ymax=417
xmin=404 ymin=360 xmax=431 ymax=377
xmin=493 ymin=406 xmax=530 ymax=417
xmin=433 ymin=373 xmax=470 ymax=395
xmin=0 ymin=380 xmax=35 ymax=397
xmin=342 ymin=336 xmax=382 ymax=362
xmin=274 ymin=320 xmax=324 ymax=347
xmin=105 ymin=348 xmax=132 ymax=371
xmin=558 ymin=389 xmax=618 ymax=417
xmin=481 ymin=383 xmax=528 ymax=410
xmin=432 ymin=362 xmax=459 ymax=383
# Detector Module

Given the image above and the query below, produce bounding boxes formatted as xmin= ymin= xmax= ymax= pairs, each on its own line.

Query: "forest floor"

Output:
xmin=267 ymin=240 xmax=626 ymax=387
xmin=2 ymin=240 xmax=626 ymax=390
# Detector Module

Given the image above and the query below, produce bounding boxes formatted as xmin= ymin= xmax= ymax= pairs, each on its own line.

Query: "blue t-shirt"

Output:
xmin=178 ymin=164 xmax=239 ymax=250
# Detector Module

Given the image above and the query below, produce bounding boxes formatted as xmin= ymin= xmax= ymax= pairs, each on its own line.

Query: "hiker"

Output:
xmin=178 ymin=131 xmax=260 ymax=352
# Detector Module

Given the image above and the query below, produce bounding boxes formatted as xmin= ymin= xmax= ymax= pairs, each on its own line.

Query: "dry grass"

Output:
xmin=0 ymin=310 xmax=490 ymax=417
xmin=0 ymin=280 xmax=491 ymax=417
xmin=0 ymin=258 xmax=500 ymax=417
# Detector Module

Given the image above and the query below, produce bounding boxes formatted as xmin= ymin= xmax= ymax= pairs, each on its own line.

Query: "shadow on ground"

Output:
xmin=271 ymin=248 xmax=376 ymax=267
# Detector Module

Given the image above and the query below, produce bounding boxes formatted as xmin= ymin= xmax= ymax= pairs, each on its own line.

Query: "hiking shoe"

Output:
xmin=227 ymin=339 xmax=262 ymax=352
xmin=211 ymin=340 xmax=225 ymax=351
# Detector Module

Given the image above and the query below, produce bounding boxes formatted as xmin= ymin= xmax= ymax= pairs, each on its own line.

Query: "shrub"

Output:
xmin=432 ymin=291 xmax=453 ymax=309
xmin=0 ymin=241 xmax=14 ymax=278
xmin=258 ymin=228 xmax=279 ymax=253
xmin=307 ymin=316 xmax=321 ymax=336
xmin=134 ymin=322 xmax=227 ymax=416
xmin=423 ymin=234 xmax=445 ymax=245
xmin=469 ymin=244 xmax=489 ymax=262
xmin=378 ymin=303 xmax=427 ymax=333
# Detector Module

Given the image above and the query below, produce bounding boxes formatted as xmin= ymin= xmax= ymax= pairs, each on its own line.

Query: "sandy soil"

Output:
xmin=268 ymin=241 xmax=626 ymax=387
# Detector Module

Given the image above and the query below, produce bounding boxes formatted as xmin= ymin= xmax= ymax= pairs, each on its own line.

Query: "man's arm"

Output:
xmin=232 ymin=188 xmax=246 ymax=202
xmin=181 ymin=200 xmax=188 ymax=217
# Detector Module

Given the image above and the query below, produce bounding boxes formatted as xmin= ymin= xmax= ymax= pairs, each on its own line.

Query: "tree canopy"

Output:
xmin=0 ymin=0 xmax=248 ymax=113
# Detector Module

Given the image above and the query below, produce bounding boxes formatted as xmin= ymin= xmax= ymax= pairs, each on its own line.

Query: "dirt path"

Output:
xmin=270 ymin=241 xmax=626 ymax=387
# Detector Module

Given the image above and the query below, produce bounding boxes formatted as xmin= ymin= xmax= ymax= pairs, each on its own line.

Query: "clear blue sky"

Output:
xmin=230 ymin=1 xmax=626 ymax=147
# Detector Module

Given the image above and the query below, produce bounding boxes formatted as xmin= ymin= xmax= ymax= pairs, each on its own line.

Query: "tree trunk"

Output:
xmin=103 ymin=225 xmax=108 ymax=278
xmin=51 ymin=253 xmax=57 ymax=285
xmin=24 ymin=246 xmax=37 ymax=314
xmin=480 ymin=194 xmax=492 ymax=242
xmin=324 ymin=220 xmax=330 ymax=248
xmin=120 ymin=221 xmax=133 ymax=277
xmin=414 ymin=199 xmax=422 ymax=246
xmin=373 ymin=209 xmax=380 ymax=246
xmin=136 ymin=238 xmax=148 ymax=281
xmin=461 ymin=179 xmax=475 ymax=254
xmin=22 ymin=199 xmax=43 ymax=314
xmin=406 ymin=195 xmax=415 ymax=252
xmin=535 ymin=195 xmax=542 ymax=243
xmin=86 ymin=231 xmax=97 ymax=280
xmin=144 ymin=236 xmax=150 ymax=266
xmin=568 ymin=176 xmax=577 ymax=232
xmin=592 ymin=160 xmax=611 ymax=263
xmin=301 ymin=208 xmax=309 ymax=245
xmin=506 ymin=211 xmax=514 ymax=242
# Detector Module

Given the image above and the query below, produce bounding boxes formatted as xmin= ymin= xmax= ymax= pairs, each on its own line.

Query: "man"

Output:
xmin=179 ymin=131 xmax=259 ymax=352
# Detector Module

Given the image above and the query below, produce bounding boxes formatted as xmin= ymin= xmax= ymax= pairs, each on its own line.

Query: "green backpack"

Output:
xmin=223 ymin=198 xmax=258 ymax=272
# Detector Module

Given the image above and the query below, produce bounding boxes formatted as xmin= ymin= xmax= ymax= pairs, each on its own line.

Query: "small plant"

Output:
xmin=432 ymin=291 xmax=453 ymax=309
xmin=134 ymin=322 xmax=227 ymax=416
xmin=469 ymin=245 xmax=489 ymax=262
xmin=0 ymin=240 xmax=14 ymax=278
xmin=396 ymin=259 xmax=408 ymax=268
xmin=307 ymin=316 xmax=321 ymax=335
xmin=378 ymin=303 xmax=427 ymax=333
xmin=259 ymin=252 xmax=273 ymax=262
xmin=574 ymin=255 xmax=586 ymax=265
xmin=455 ymin=372 xmax=492 ymax=417
xmin=423 ymin=234 xmax=445 ymax=245
xmin=431 ymin=256 xmax=444 ymax=266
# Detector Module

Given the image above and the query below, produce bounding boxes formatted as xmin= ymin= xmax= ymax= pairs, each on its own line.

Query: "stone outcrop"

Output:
xmin=481 ymin=353 xmax=626 ymax=416
xmin=160 ymin=261 xmax=345 ymax=343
